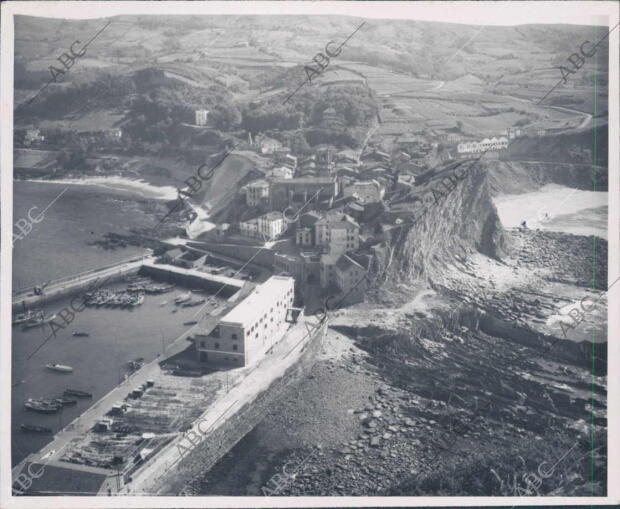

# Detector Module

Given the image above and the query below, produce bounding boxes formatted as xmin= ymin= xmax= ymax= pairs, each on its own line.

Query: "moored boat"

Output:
xmin=72 ymin=332 xmax=89 ymax=337
xmin=64 ymin=388 xmax=92 ymax=398
xmin=53 ymin=397 xmax=77 ymax=406
xmin=25 ymin=398 xmax=61 ymax=413
xmin=181 ymin=298 xmax=206 ymax=308
xmin=183 ymin=320 xmax=198 ymax=326
xmin=21 ymin=423 xmax=53 ymax=433
xmin=46 ymin=363 xmax=73 ymax=373
xmin=174 ymin=291 xmax=192 ymax=305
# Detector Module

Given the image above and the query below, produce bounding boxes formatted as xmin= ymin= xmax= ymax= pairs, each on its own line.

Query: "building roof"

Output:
xmin=248 ymin=179 xmax=269 ymax=188
xmin=274 ymin=177 xmax=335 ymax=185
xmin=336 ymin=254 xmax=365 ymax=272
xmin=221 ymin=275 xmax=294 ymax=326
xmin=316 ymin=212 xmax=359 ymax=229
xmin=261 ymin=211 xmax=284 ymax=222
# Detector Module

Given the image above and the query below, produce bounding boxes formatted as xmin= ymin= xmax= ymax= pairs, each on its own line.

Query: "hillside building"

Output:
xmin=195 ymin=109 xmax=209 ymax=126
xmin=246 ymin=180 xmax=270 ymax=207
xmin=239 ymin=212 xmax=285 ymax=241
xmin=270 ymin=177 xmax=339 ymax=210
xmin=343 ymin=179 xmax=385 ymax=204
xmin=195 ymin=275 xmax=295 ymax=366
xmin=315 ymin=212 xmax=359 ymax=254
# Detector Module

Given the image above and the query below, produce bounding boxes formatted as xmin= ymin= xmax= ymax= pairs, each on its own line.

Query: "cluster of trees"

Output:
xmin=240 ymin=85 xmax=376 ymax=150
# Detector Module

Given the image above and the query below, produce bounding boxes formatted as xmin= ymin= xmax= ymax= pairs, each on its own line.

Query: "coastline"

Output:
xmin=21 ymin=176 xmax=178 ymax=201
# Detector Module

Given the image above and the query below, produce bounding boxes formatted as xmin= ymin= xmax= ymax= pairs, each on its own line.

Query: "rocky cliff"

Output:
xmin=374 ymin=162 xmax=510 ymax=293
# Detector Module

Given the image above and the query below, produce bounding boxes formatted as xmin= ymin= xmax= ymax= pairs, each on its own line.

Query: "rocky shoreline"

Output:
xmin=181 ymin=227 xmax=607 ymax=496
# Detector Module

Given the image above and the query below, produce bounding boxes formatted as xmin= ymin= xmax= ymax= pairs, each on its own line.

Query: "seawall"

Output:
xmin=153 ymin=320 xmax=326 ymax=495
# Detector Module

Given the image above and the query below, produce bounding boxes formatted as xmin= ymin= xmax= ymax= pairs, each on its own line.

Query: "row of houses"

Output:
xmin=457 ymin=136 xmax=509 ymax=154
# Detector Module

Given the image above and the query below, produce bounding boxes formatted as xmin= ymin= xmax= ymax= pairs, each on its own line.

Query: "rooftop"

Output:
xmin=222 ymin=275 xmax=294 ymax=326
xmin=274 ymin=177 xmax=335 ymax=185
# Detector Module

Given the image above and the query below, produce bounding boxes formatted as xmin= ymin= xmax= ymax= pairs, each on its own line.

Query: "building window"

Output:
xmin=233 ymin=344 xmax=238 ymax=351
xmin=232 ymin=333 xmax=238 ymax=340
xmin=214 ymin=342 xmax=220 ymax=349
xmin=200 ymin=341 xmax=206 ymax=348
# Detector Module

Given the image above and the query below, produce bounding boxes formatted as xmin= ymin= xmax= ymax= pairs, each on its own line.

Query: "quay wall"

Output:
xmin=12 ymin=261 xmax=142 ymax=313
xmin=188 ymin=241 xmax=275 ymax=270
xmin=152 ymin=320 xmax=326 ymax=495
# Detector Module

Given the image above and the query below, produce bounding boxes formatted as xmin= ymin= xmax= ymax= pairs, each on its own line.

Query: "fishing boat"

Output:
xmin=21 ymin=424 xmax=52 ymax=433
xmin=12 ymin=309 xmax=43 ymax=326
xmin=174 ymin=291 xmax=192 ymax=305
xmin=64 ymin=389 xmax=92 ymax=398
xmin=181 ymin=298 xmax=206 ymax=308
xmin=53 ymin=397 xmax=77 ymax=406
xmin=183 ymin=320 xmax=198 ymax=326
xmin=25 ymin=398 xmax=60 ymax=413
xmin=72 ymin=332 xmax=89 ymax=337
xmin=22 ymin=313 xmax=56 ymax=330
xmin=45 ymin=363 xmax=73 ymax=373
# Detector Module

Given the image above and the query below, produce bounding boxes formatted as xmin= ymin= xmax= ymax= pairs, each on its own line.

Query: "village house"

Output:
xmin=258 ymin=211 xmax=286 ymax=241
xmin=267 ymin=166 xmax=294 ymax=180
xmin=315 ymin=212 xmax=360 ymax=254
xmin=194 ymin=275 xmax=295 ymax=366
xmin=343 ymin=179 xmax=385 ymax=204
xmin=239 ymin=217 xmax=259 ymax=238
xmin=270 ymin=177 xmax=339 ymax=210
xmin=257 ymin=136 xmax=283 ymax=155
xmin=23 ymin=128 xmax=45 ymax=146
xmin=334 ymin=254 xmax=368 ymax=304
xmin=246 ymin=180 xmax=270 ymax=207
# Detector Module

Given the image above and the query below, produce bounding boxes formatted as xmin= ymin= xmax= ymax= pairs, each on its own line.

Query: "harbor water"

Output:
xmin=11 ymin=179 xmax=208 ymax=466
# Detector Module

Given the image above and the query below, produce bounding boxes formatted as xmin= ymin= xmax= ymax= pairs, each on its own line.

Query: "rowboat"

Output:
xmin=21 ymin=424 xmax=52 ymax=433
xmin=183 ymin=320 xmax=198 ymax=326
xmin=45 ymin=363 xmax=73 ymax=373
xmin=181 ymin=298 xmax=206 ymax=308
xmin=72 ymin=332 xmax=89 ymax=337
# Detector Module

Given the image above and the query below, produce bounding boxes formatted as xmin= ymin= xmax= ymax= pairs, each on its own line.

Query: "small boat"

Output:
xmin=21 ymin=424 xmax=53 ymax=433
xmin=72 ymin=332 xmax=89 ymax=337
xmin=182 ymin=298 xmax=206 ymax=308
xmin=160 ymin=301 xmax=168 ymax=306
xmin=183 ymin=320 xmax=198 ymax=326
xmin=64 ymin=389 xmax=92 ymax=398
xmin=53 ymin=398 xmax=77 ymax=406
xmin=174 ymin=292 xmax=192 ymax=305
xmin=46 ymin=363 xmax=73 ymax=373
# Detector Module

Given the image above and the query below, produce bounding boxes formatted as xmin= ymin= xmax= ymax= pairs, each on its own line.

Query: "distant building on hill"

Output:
xmin=195 ymin=109 xmax=209 ymax=126
xmin=270 ymin=177 xmax=339 ymax=210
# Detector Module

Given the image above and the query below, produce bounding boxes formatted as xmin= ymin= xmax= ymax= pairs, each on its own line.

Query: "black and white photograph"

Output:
xmin=1 ymin=1 xmax=618 ymax=506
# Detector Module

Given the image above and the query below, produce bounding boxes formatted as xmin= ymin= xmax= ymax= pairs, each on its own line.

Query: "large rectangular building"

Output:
xmin=195 ymin=276 xmax=295 ymax=366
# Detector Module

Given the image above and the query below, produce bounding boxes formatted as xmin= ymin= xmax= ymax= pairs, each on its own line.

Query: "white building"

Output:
xmin=267 ymin=166 xmax=294 ymax=180
xmin=195 ymin=109 xmax=209 ymax=126
xmin=258 ymin=212 xmax=286 ymax=241
xmin=195 ymin=276 xmax=295 ymax=366
xmin=239 ymin=212 xmax=286 ymax=241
